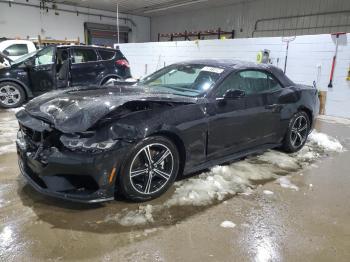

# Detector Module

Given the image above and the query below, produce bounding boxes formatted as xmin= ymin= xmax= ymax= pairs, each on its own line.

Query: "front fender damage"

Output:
xmin=97 ymin=100 xmax=188 ymax=142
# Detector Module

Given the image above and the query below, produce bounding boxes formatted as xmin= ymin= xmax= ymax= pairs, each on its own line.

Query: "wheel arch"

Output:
xmin=0 ymin=78 xmax=33 ymax=99
xmin=150 ymin=130 xmax=186 ymax=178
xmin=100 ymin=74 xmax=122 ymax=85
xmin=298 ymin=106 xmax=313 ymax=127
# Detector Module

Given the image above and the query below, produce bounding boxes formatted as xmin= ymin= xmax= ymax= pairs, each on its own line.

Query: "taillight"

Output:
xmin=116 ymin=59 xmax=130 ymax=68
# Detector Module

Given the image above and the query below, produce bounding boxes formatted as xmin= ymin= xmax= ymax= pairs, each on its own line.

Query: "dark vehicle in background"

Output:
xmin=16 ymin=60 xmax=319 ymax=203
xmin=0 ymin=45 xmax=131 ymax=108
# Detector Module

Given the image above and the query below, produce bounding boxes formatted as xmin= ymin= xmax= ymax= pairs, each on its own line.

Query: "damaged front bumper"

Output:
xmin=16 ymin=128 xmax=132 ymax=204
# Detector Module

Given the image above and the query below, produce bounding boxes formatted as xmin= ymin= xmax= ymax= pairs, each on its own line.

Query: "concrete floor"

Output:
xmin=0 ymin=109 xmax=350 ymax=262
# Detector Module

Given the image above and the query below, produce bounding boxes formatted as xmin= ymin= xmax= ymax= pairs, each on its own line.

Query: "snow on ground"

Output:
xmin=276 ymin=176 xmax=299 ymax=191
xmin=308 ymin=131 xmax=343 ymax=152
xmin=220 ymin=221 xmax=236 ymax=228
xmin=166 ymin=131 xmax=343 ymax=207
xmin=0 ymin=111 xmax=346 ymax=226
xmin=108 ymin=130 xmax=344 ymax=226
xmin=263 ymin=190 xmax=274 ymax=195
xmin=105 ymin=205 xmax=154 ymax=226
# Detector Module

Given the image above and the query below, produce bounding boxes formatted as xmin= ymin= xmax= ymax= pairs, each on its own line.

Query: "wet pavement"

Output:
xmin=0 ymin=108 xmax=350 ymax=262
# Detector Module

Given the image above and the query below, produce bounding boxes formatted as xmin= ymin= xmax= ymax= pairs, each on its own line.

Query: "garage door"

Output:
xmin=84 ymin=22 xmax=130 ymax=47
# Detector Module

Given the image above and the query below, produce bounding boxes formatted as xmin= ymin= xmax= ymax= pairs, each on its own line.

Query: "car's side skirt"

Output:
xmin=183 ymin=143 xmax=282 ymax=176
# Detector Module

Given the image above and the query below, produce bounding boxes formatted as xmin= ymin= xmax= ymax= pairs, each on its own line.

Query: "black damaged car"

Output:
xmin=16 ymin=60 xmax=319 ymax=203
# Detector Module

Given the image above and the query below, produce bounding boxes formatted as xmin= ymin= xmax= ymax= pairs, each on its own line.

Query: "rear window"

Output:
xmin=71 ymin=48 xmax=97 ymax=63
xmin=4 ymin=44 xmax=28 ymax=56
xmin=98 ymin=50 xmax=115 ymax=60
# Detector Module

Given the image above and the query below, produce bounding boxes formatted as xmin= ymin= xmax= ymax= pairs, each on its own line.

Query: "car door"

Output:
xmin=27 ymin=46 xmax=56 ymax=94
xmin=261 ymin=72 xmax=285 ymax=142
xmin=207 ymin=69 xmax=281 ymax=160
xmin=70 ymin=47 xmax=104 ymax=86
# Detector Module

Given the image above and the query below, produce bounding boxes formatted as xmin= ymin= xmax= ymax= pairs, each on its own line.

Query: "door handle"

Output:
xmin=265 ymin=104 xmax=281 ymax=111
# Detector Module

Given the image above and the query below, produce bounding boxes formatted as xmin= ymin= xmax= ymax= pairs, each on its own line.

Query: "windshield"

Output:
xmin=139 ymin=64 xmax=225 ymax=97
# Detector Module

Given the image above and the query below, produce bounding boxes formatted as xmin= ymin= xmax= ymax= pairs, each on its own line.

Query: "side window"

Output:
xmin=98 ymin=50 xmax=115 ymax=60
xmin=215 ymin=72 xmax=242 ymax=97
xmin=215 ymin=70 xmax=282 ymax=97
xmin=267 ymin=75 xmax=283 ymax=91
xmin=239 ymin=70 xmax=270 ymax=94
xmin=34 ymin=46 xmax=54 ymax=66
xmin=4 ymin=44 xmax=28 ymax=56
xmin=72 ymin=48 xmax=97 ymax=63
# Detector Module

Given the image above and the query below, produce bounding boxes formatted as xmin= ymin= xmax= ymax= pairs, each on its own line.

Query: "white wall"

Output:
xmin=151 ymin=0 xmax=350 ymax=41
xmin=0 ymin=0 xmax=150 ymax=43
xmin=119 ymin=34 xmax=350 ymax=118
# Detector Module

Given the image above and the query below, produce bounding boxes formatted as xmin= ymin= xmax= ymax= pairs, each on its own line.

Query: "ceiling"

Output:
xmin=54 ymin=0 xmax=248 ymax=17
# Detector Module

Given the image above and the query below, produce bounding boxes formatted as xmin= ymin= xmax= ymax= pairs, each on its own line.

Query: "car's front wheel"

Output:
xmin=282 ymin=111 xmax=310 ymax=153
xmin=118 ymin=136 xmax=180 ymax=201
xmin=0 ymin=82 xmax=26 ymax=108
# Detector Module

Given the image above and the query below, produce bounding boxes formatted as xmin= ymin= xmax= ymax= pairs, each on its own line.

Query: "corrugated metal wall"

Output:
xmin=151 ymin=0 xmax=350 ymax=41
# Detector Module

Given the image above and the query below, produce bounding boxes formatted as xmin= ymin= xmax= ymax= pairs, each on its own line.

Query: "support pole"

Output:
xmin=116 ymin=2 xmax=120 ymax=44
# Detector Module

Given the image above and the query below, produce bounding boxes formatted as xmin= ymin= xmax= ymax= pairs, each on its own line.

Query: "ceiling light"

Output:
xmin=143 ymin=0 xmax=208 ymax=14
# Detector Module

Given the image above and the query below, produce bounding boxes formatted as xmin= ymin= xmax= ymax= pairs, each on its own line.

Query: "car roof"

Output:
xmin=176 ymin=59 xmax=295 ymax=87
xmin=57 ymin=44 xmax=118 ymax=51
xmin=178 ymin=59 xmax=272 ymax=69
xmin=0 ymin=39 xmax=34 ymax=46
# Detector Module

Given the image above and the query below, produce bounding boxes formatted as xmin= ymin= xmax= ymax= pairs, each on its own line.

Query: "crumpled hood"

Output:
xmin=18 ymin=85 xmax=197 ymax=133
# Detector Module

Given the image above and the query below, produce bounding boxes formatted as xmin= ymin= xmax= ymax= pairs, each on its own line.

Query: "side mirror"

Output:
xmin=24 ymin=59 xmax=34 ymax=68
xmin=223 ymin=89 xmax=245 ymax=100
xmin=2 ymin=50 xmax=9 ymax=56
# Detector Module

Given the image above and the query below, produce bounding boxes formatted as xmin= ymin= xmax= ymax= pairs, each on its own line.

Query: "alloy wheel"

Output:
xmin=290 ymin=115 xmax=308 ymax=148
xmin=129 ymin=143 xmax=174 ymax=195
xmin=0 ymin=85 xmax=21 ymax=106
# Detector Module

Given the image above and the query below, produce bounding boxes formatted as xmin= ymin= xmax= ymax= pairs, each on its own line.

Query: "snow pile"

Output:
xmin=220 ymin=221 xmax=236 ymax=228
xmin=165 ymin=131 xmax=343 ymax=207
xmin=166 ymin=165 xmax=251 ymax=206
xmin=308 ymin=131 xmax=343 ymax=152
xmin=103 ymin=131 xmax=344 ymax=226
xmin=166 ymin=152 xmax=300 ymax=207
xmin=276 ymin=176 xmax=299 ymax=191
xmin=257 ymin=151 xmax=300 ymax=171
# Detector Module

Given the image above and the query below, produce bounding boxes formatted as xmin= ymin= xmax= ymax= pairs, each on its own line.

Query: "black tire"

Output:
xmin=282 ymin=111 xmax=310 ymax=153
xmin=0 ymin=82 xmax=26 ymax=108
xmin=118 ymin=136 xmax=180 ymax=202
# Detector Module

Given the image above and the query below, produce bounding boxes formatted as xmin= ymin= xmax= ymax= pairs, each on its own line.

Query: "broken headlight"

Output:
xmin=60 ymin=133 xmax=118 ymax=152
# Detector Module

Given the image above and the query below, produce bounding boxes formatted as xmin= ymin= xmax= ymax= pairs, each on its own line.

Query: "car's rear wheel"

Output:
xmin=282 ymin=111 xmax=310 ymax=153
xmin=118 ymin=136 xmax=180 ymax=201
xmin=0 ymin=82 xmax=26 ymax=108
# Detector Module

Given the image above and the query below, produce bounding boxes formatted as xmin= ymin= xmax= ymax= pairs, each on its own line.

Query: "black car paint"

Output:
xmin=16 ymin=60 xmax=319 ymax=203
xmin=0 ymin=45 xmax=131 ymax=99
